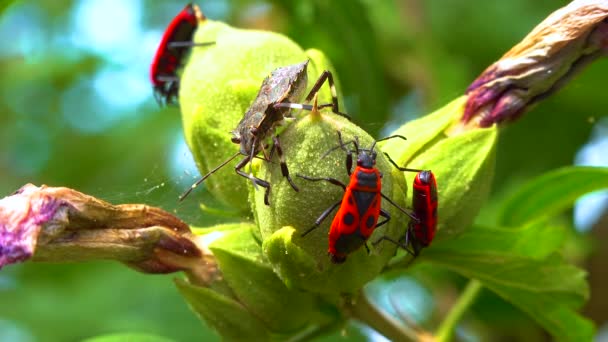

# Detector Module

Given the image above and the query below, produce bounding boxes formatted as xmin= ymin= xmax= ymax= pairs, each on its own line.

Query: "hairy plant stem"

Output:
xmin=435 ymin=279 xmax=483 ymax=342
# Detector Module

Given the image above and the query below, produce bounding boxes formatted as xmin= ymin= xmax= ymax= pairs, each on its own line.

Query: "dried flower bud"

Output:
xmin=0 ymin=184 xmax=207 ymax=275
xmin=463 ymin=0 xmax=608 ymax=127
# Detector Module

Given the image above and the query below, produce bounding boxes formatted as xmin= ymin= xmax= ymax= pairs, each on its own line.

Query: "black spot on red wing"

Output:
xmin=334 ymin=232 xmax=366 ymax=255
xmin=343 ymin=212 xmax=355 ymax=225
xmin=352 ymin=190 xmax=375 ymax=217
xmin=348 ymin=196 xmax=354 ymax=205
xmin=366 ymin=215 xmax=375 ymax=228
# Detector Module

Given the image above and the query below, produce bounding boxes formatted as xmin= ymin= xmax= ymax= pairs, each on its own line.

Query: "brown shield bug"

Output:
xmin=180 ymin=60 xmax=348 ymax=205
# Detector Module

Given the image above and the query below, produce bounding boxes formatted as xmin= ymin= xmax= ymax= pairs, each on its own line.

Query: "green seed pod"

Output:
xmin=253 ymin=111 xmax=409 ymax=296
xmin=180 ymin=19 xmax=338 ymax=212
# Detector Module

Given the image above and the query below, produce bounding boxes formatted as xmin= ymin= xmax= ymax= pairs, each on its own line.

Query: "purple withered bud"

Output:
xmin=462 ymin=0 xmax=608 ymax=128
xmin=0 ymin=184 xmax=64 ymax=268
xmin=0 ymin=184 xmax=219 ymax=282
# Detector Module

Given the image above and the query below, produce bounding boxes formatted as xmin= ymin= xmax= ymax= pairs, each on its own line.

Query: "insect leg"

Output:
xmin=383 ymin=152 xmax=423 ymax=173
xmin=374 ymin=208 xmax=391 ymax=229
xmin=301 ymin=200 xmax=342 ymax=237
xmin=273 ymin=135 xmax=298 ymax=192
xmin=167 ymin=41 xmax=215 ymax=49
xmin=273 ymin=103 xmax=315 ymax=111
xmin=405 ymin=222 xmax=423 ymax=257
xmin=155 ymin=75 xmax=179 ymax=82
xmin=304 ymin=70 xmax=350 ymax=119
xmin=363 ymin=240 xmax=371 ymax=255
xmin=380 ymin=192 xmax=418 ymax=220
xmin=296 ymin=174 xmax=346 ymax=190
xmin=235 ymin=155 xmax=272 ymax=205
xmin=372 ymin=234 xmax=416 ymax=256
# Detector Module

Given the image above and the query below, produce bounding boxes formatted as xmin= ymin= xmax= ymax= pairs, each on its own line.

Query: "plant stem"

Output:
xmin=344 ymin=289 xmax=421 ymax=342
xmin=435 ymin=279 xmax=483 ymax=342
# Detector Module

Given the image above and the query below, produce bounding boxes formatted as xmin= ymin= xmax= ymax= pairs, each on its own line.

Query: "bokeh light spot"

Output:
xmin=70 ymin=0 xmax=142 ymax=63
xmin=0 ymin=3 xmax=46 ymax=60
xmin=574 ymin=117 xmax=608 ymax=232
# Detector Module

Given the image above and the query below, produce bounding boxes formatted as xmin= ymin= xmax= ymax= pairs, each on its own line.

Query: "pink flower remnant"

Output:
xmin=0 ymin=184 xmax=64 ymax=269
xmin=463 ymin=0 xmax=608 ymax=127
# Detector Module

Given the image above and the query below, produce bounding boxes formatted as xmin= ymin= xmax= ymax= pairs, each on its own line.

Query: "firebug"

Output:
xmin=150 ymin=3 xmax=213 ymax=106
xmin=298 ymin=131 xmax=418 ymax=263
xmin=374 ymin=170 xmax=438 ymax=257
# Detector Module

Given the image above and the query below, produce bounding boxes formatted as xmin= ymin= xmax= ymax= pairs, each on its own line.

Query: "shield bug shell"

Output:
xmin=180 ymin=61 xmax=347 ymax=205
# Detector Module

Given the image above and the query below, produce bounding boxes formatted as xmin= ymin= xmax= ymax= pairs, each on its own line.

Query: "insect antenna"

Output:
xmin=375 ymin=134 xmax=407 ymax=143
xmin=179 ymin=151 xmax=241 ymax=201
xmin=369 ymin=140 xmax=377 ymax=152
xmin=320 ymin=131 xmax=357 ymax=159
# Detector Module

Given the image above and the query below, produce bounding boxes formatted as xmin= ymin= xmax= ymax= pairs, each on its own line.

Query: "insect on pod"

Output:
xmin=150 ymin=3 xmax=214 ymax=106
xmin=180 ymin=60 xmax=349 ymax=205
xmin=297 ymin=131 xmax=418 ymax=264
xmin=373 ymin=170 xmax=438 ymax=257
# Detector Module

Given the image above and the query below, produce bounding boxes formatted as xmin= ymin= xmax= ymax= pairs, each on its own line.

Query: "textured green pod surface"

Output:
xmin=180 ymin=19 xmax=338 ymax=212
xmin=254 ymin=111 xmax=409 ymax=295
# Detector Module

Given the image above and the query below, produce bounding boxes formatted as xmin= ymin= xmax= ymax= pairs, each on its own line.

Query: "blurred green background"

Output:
xmin=1 ymin=0 xmax=606 ymax=341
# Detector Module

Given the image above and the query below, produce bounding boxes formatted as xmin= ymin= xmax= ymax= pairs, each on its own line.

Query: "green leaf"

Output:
xmin=175 ymin=278 xmax=270 ymax=341
xmin=499 ymin=166 xmax=608 ymax=227
xmin=382 ymin=96 xmax=467 ymax=166
xmin=210 ymin=226 xmax=326 ymax=333
xmin=82 ymin=333 xmax=175 ymax=342
xmin=427 ymin=221 xmax=566 ymax=260
xmin=424 ymin=228 xmax=594 ymax=341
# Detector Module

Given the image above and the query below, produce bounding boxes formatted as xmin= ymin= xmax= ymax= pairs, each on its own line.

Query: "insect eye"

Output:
xmin=231 ymin=136 xmax=241 ymax=143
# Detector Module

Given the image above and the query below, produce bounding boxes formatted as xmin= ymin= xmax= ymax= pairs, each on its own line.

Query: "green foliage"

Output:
xmin=1 ymin=1 xmax=606 ymax=342
xmin=82 ymin=333 xmax=176 ymax=342
xmin=499 ymin=166 xmax=608 ymax=227
xmin=419 ymin=165 xmax=608 ymax=341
